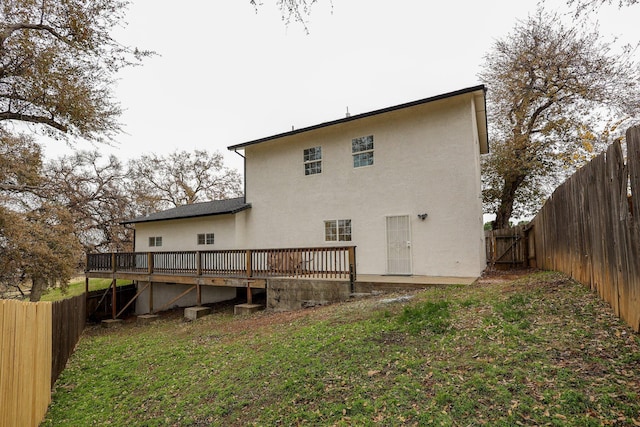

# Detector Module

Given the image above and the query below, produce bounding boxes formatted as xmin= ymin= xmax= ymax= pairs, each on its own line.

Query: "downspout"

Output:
xmin=233 ymin=149 xmax=247 ymax=203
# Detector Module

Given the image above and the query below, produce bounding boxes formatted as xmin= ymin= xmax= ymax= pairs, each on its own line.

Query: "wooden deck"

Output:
xmin=85 ymin=247 xmax=356 ymax=319
xmin=86 ymin=246 xmax=356 ymax=286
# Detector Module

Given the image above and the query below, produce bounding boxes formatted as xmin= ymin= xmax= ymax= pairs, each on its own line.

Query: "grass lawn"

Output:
xmin=41 ymin=278 xmax=131 ymax=302
xmin=42 ymin=270 xmax=640 ymax=426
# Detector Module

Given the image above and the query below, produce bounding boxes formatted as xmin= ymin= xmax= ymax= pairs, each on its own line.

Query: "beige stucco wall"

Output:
xmin=237 ymin=93 xmax=486 ymax=277
xmin=133 ymin=214 xmax=241 ymax=251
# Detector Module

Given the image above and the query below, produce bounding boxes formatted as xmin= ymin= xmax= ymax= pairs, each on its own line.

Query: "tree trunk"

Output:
xmin=29 ymin=277 xmax=45 ymax=302
xmin=493 ymin=174 xmax=526 ymax=229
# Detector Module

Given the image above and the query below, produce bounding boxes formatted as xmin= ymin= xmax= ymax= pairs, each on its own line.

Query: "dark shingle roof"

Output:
xmin=122 ymin=197 xmax=251 ymax=224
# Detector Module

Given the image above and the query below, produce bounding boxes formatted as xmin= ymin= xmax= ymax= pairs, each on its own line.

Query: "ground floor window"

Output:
xmin=149 ymin=236 xmax=163 ymax=247
xmin=197 ymin=233 xmax=215 ymax=245
xmin=324 ymin=219 xmax=352 ymax=241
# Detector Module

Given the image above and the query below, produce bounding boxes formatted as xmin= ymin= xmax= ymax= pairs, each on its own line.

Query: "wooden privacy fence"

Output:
xmin=51 ymin=294 xmax=86 ymax=385
xmin=0 ymin=294 xmax=86 ymax=427
xmin=530 ymin=126 xmax=640 ymax=332
xmin=485 ymin=225 xmax=529 ymax=269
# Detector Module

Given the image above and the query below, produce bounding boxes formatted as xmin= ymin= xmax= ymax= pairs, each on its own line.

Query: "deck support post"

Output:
xmin=85 ymin=276 xmax=89 ymax=319
xmin=111 ymin=278 xmax=117 ymax=319
xmin=246 ymin=285 xmax=253 ymax=305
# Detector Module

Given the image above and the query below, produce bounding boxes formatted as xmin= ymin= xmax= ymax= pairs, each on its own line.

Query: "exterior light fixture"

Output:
xmin=417 ymin=213 xmax=428 ymax=221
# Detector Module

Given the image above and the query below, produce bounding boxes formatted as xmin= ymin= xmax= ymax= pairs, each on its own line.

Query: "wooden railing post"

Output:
xmin=147 ymin=252 xmax=153 ymax=275
xmin=246 ymin=249 xmax=252 ymax=277
xmin=196 ymin=251 xmax=202 ymax=276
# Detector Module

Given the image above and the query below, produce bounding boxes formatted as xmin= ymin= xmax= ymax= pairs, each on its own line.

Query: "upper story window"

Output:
xmin=324 ymin=219 xmax=352 ymax=242
xmin=148 ymin=236 xmax=162 ymax=247
xmin=304 ymin=146 xmax=322 ymax=175
xmin=197 ymin=233 xmax=215 ymax=245
xmin=352 ymin=135 xmax=374 ymax=168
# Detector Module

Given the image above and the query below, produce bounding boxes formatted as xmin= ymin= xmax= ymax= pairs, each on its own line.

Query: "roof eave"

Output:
xmin=120 ymin=203 xmax=252 ymax=225
xmin=474 ymin=88 xmax=489 ymax=154
xmin=227 ymin=85 xmax=487 ymax=151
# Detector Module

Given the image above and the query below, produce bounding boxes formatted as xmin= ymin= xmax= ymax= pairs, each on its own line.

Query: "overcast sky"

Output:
xmin=40 ymin=0 xmax=638 ymax=173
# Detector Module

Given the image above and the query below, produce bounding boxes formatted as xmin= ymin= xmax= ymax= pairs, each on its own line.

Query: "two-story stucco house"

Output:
xmin=115 ymin=85 xmax=488 ymax=313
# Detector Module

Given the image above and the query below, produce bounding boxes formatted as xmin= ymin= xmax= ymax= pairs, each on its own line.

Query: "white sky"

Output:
xmin=40 ymin=0 xmax=638 ymax=173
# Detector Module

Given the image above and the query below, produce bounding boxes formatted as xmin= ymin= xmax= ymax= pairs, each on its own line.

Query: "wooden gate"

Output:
xmin=485 ymin=225 xmax=529 ymax=269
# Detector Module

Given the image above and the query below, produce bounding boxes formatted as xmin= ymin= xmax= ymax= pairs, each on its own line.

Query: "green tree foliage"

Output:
xmin=479 ymin=9 xmax=640 ymax=229
xmin=0 ymin=0 xmax=151 ymax=142
xmin=0 ymin=130 xmax=81 ymax=300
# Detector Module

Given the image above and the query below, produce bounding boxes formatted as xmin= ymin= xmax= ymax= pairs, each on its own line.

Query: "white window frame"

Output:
xmin=324 ymin=219 xmax=352 ymax=242
xmin=352 ymin=135 xmax=374 ymax=168
xmin=148 ymin=236 xmax=162 ymax=247
xmin=197 ymin=233 xmax=215 ymax=245
xmin=303 ymin=146 xmax=322 ymax=175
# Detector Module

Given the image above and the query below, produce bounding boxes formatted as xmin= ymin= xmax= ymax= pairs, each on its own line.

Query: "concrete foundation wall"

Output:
xmin=267 ymin=278 xmax=351 ymax=311
xmin=135 ymin=283 xmax=236 ymax=314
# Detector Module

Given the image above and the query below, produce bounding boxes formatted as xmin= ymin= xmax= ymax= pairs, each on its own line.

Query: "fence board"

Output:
xmin=1 ymin=295 xmax=85 ymax=426
xmin=0 ymin=300 xmax=52 ymax=427
xmin=51 ymin=294 xmax=86 ymax=386
xmin=530 ymin=128 xmax=640 ymax=332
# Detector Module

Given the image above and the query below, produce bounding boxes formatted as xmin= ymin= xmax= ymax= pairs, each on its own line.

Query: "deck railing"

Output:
xmin=87 ymin=246 xmax=357 ymax=280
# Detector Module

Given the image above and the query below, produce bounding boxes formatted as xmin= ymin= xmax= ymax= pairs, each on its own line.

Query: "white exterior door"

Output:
xmin=386 ymin=215 xmax=412 ymax=275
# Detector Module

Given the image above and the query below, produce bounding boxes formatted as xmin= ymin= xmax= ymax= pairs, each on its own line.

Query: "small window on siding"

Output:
xmin=324 ymin=219 xmax=352 ymax=242
xmin=304 ymin=146 xmax=322 ymax=175
xmin=149 ymin=236 xmax=162 ymax=247
xmin=197 ymin=233 xmax=215 ymax=245
xmin=352 ymin=135 xmax=374 ymax=168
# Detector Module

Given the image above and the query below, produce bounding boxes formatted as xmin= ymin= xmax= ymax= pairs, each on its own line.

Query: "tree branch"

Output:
xmin=0 ymin=111 xmax=68 ymax=132
xmin=0 ymin=22 xmax=72 ymax=48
